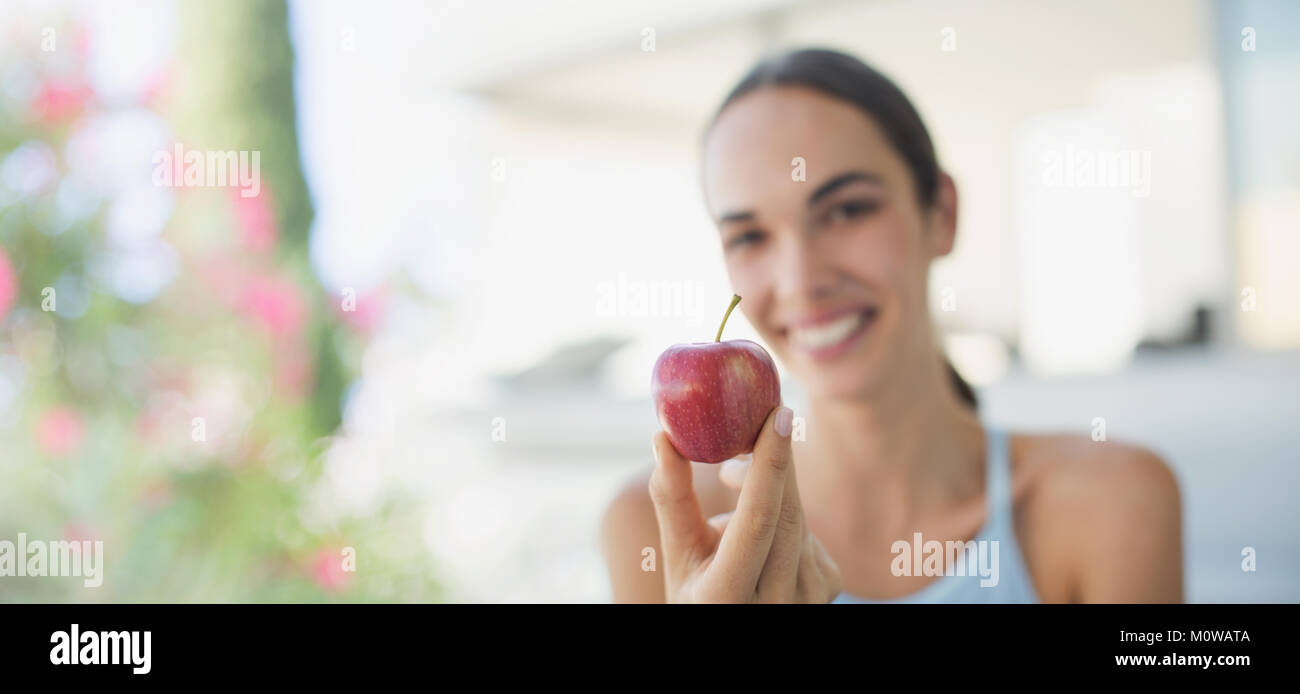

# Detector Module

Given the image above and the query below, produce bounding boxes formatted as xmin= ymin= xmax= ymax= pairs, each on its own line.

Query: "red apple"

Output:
xmin=652 ymin=295 xmax=781 ymax=463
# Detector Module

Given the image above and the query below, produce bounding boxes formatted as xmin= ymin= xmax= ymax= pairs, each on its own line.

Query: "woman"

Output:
xmin=600 ymin=48 xmax=1183 ymax=603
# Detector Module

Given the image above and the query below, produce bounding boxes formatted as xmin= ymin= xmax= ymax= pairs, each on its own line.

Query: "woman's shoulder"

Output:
xmin=1007 ymin=430 xmax=1183 ymax=601
xmin=1008 ymin=430 xmax=1178 ymax=508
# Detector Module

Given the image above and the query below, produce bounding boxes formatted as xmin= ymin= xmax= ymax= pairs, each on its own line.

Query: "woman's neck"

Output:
xmin=796 ymin=348 xmax=986 ymax=538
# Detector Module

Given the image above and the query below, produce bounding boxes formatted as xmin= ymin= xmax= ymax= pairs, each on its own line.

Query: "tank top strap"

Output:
xmin=983 ymin=426 xmax=1012 ymax=528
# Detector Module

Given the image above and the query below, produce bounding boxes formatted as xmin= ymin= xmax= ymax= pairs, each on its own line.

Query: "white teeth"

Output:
xmin=789 ymin=311 xmax=868 ymax=350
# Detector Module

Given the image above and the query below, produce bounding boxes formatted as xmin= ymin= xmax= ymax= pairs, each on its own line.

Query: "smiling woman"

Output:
xmin=601 ymin=47 xmax=1183 ymax=604
xmin=698 ymin=49 xmax=960 ymax=402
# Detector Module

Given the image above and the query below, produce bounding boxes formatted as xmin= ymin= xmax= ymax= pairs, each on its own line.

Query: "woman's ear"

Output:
xmin=927 ymin=171 xmax=959 ymax=258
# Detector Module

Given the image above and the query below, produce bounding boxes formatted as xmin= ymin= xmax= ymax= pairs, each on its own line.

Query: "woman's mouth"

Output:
xmin=785 ymin=308 xmax=878 ymax=361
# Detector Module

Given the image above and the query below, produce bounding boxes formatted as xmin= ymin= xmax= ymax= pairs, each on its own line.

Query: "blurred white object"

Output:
xmin=1012 ymin=109 xmax=1145 ymax=376
xmin=1236 ymin=188 xmax=1300 ymax=349
xmin=944 ymin=332 xmax=1011 ymax=387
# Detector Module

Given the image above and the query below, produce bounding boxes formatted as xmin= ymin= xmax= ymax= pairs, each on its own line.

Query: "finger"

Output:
xmin=718 ymin=456 xmax=750 ymax=490
xmin=795 ymin=533 xmax=820 ymax=600
xmin=756 ymin=429 xmax=805 ymax=599
xmin=809 ymin=534 xmax=843 ymax=600
xmin=648 ymin=431 xmax=711 ymax=575
xmin=796 ymin=533 xmax=835 ymax=600
xmin=706 ymin=511 xmax=734 ymax=535
xmin=710 ymin=406 xmax=794 ymax=593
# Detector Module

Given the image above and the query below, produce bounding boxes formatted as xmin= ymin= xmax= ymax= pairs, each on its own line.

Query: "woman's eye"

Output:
xmin=727 ymin=229 xmax=764 ymax=249
xmin=826 ymin=200 xmax=878 ymax=225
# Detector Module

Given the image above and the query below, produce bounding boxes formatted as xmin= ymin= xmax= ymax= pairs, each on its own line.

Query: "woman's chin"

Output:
xmin=796 ymin=363 xmax=879 ymax=401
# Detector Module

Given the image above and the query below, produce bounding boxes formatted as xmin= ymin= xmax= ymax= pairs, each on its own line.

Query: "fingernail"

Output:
xmin=651 ymin=436 xmax=660 ymax=464
xmin=775 ymin=407 xmax=793 ymax=438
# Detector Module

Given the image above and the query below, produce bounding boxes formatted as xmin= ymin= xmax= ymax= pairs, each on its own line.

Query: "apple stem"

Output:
xmin=715 ymin=294 xmax=741 ymax=342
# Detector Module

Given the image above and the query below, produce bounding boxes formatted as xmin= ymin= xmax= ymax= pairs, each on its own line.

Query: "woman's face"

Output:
xmin=701 ymin=85 xmax=956 ymax=399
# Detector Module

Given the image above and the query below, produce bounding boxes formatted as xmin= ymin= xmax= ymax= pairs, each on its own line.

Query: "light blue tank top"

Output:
xmin=832 ymin=427 xmax=1040 ymax=603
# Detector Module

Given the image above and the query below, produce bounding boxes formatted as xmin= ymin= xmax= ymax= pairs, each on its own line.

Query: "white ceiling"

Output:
xmin=365 ymin=0 xmax=805 ymax=89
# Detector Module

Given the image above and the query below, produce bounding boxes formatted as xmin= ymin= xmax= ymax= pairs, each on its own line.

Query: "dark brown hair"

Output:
xmin=711 ymin=47 xmax=978 ymax=411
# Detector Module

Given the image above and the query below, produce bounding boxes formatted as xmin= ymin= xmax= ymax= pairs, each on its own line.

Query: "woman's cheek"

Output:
xmin=840 ymin=220 xmax=902 ymax=286
xmin=725 ymin=253 xmax=771 ymax=302
xmin=725 ymin=258 xmax=782 ymax=344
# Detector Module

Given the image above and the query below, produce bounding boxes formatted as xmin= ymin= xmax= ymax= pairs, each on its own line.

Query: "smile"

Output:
xmin=787 ymin=308 xmax=877 ymax=360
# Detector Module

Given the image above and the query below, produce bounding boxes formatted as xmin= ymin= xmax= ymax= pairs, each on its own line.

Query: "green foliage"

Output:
xmin=0 ymin=1 xmax=439 ymax=603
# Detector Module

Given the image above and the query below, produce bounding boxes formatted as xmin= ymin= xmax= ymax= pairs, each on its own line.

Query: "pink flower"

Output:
xmin=62 ymin=521 xmax=101 ymax=544
xmin=193 ymin=253 xmax=248 ymax=309
xmin=0 ymin=246 xmax=15 ymax=323
xmin=31 ymin=79 xmax=95 ymax=123
xmin=71 ymin=22 xmax=93 ymax=60
xmin=133 ymin=408 xmax=160 ymax=442
xmin=35 ymin=407 xmax=85 ymax=458
xmin=139 ymin=481 xmax=173 ymax=511
xmin=229 ymin=185 xmax=277 ymax=254
xmin=335 ymin=286 xmax=387 ymax=337
xmin=140 ymin=64 xmax=175 ymax=109
xmin=274 ymin=346 xmax=313 ymax=401
xmin=239 ymin=274 xmax=307 ymax=339
xmin=311 ymin=547 xmax=354 ymax=593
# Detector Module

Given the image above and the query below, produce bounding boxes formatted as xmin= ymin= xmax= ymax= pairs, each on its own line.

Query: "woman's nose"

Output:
xmin=774 ymin=232 xmax=837 ymax=303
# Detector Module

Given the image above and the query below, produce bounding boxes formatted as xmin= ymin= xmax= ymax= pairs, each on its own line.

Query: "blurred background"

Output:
xmin=0 ymin=0 xmax=1295 ymax=603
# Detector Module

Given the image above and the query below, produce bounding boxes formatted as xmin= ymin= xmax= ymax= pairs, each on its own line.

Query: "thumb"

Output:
xmin=649 ymin=431 xmax=711 ymax=567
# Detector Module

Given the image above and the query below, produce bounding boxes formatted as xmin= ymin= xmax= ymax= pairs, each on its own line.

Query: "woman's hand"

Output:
xmin=649 ymin=406 xmax=843 ymax=603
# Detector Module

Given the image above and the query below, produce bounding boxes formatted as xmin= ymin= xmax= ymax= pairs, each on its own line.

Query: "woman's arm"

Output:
xmin=600 ymin=473 xmax=668 ymax=603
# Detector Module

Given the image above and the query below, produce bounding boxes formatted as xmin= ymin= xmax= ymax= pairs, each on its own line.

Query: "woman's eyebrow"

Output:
xmin=717 ymin=210 xmax=755 ymax=226
xmin=808 ymin=170 xmax=883 ymax=207
xmin=715 ymin=170 xmax=882 ymax=225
